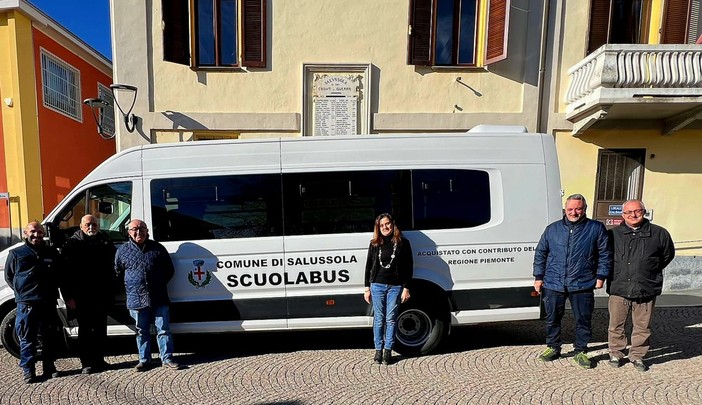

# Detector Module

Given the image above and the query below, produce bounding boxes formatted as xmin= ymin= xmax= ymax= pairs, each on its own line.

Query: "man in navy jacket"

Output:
xmin=115 ymin=219 xmax=179 ymax=371
xmin=533 ymin=194 xmax=611 ymax=369
xmin=4 ymin=222 xmax=62 ymax=383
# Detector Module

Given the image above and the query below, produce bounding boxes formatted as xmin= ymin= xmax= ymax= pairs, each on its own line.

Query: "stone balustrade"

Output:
xmin=566 ymin=44 xmax=702 ymax=106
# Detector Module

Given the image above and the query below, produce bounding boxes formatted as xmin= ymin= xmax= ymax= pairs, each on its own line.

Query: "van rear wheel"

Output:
xmin=393 ymin=298 xmax=448 ymax=356
xmin=1 ymin=308 xmax=21 ymax=359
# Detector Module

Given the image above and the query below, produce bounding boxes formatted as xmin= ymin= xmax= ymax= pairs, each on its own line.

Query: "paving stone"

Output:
xmin=0 ymin=307 xmax=700 ymax=404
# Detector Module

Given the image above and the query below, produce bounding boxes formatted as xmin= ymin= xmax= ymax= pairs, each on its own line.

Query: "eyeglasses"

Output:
xmin=623 ymin=209 xmax=645 ymax=216
xmin=128 ymin=226 xmax=147 ymax=232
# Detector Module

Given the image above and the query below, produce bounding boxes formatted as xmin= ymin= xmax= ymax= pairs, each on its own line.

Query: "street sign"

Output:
xmin=608 ymin=204 xmax=622 ymax=216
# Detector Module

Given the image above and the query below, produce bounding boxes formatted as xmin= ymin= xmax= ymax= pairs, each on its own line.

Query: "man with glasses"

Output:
xmin=115 ymin=219 xmax=179 ymax=371
xmin=533 ymin=194 xmax=611 ymax=369
xmin=61 ymin=215 xmax=116 ymax=374
xmin=606 ymin=199 xmax=675 ymax=372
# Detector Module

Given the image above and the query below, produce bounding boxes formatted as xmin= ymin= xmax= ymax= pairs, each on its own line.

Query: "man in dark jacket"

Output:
xmin=606 ymin=199 xmax=674 ymax=372
xmin=4 ymin=222 xmax=62 ymax=383
xmin=533 ymin=194 xmax=611 ymax=369
xmin=115 ymin=219 xmax=179 ymax=371
xmin=61 ymin=215 xmax=116 ymax=374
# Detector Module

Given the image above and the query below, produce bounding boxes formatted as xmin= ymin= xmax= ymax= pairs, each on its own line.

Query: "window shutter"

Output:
xmin=587 ymin=0 xmax=611 ymax=54
xmin=485 ymin=0 xmax=510 ymax=64
xmin=162 ymin=0 xmax=190 ymax=65
xmin=687 ymin=0 xmax=701 ymax=43
xmin=662 ymin=0 xmax=691 ymax=44
xmin=408 ymin=0 xmax=433 ymax=66
xmin=242 ymin=0 xmax=266 ymax=67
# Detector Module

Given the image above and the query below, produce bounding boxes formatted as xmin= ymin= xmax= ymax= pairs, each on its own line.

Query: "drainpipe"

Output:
xmin=536 ymin=0 xmax=552 ymax=134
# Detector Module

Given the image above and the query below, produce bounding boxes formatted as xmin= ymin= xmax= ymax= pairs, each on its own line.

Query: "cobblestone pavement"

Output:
xmin=1 ymin=307 xmax=701 ymax=404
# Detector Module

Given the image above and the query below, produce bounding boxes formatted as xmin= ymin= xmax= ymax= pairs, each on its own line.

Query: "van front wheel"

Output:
xmin=1 ymin=308 xmax=21 ymax=359
xmin=393 ymin=299 xmax=448 ymax=356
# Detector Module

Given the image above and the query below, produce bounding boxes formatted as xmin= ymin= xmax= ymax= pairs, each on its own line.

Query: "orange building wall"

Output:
xmin=32 ymin=28 xmax=115 ymax=217
xmin=0 ymin=88 xmax=8 ymax=228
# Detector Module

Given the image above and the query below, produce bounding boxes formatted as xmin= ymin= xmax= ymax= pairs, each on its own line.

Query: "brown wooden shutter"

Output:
xmin=686 ymin=0 xmax=700 ymax=43
xmin=662 ymin=0 xmax=691 ymax=44
xmin=485 ymin=0 xmax=509 ymax=64
xmin=408 ymin=0 xmax=433 ymax=65
xmin=242 ymin=0 xmax=266 ymax=67
xmin=587 ymin=0 xmax=611 ymax=54
xmin=162 ymin=0 xmax=190 ymax=65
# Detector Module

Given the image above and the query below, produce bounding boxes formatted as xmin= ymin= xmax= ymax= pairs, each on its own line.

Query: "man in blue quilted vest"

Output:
xmin=115 ymin=219 xmax=179 ymax=371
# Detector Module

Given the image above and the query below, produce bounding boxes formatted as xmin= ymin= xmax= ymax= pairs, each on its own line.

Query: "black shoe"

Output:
xmin=23 ymin=369 xmax=36 ymax=384
xmin=608 ymin=356 xmax=621 ymax=368
xmin=81 ymin=366 xmax=93 ymax=375
xmin=382 ymin=349 xmax=392 ymax=365
xmin=373 ymin=350 xmax=382 ymax=364
xmin=134 ymin=361 xmax=149 ymax=372
xmin=91 ymin=360 xmax=111 ymax=372
xmin=43 ymin=364 xmax=61 ymax=379
xmin=632 ymin=359 xmax=648 ymax=372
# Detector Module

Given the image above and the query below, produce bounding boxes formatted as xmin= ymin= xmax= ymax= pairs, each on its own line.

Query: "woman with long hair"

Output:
xmin=363 ymin=213 xmax=413 ymax=365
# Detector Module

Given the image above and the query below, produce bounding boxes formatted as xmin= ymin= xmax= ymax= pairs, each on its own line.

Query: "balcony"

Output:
xmin=565 ymin=44 xmax=702 ymax=135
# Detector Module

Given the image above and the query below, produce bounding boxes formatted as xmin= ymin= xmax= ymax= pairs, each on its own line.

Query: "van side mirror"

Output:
xmin=98 ymin=202 xmax=114 ymax=215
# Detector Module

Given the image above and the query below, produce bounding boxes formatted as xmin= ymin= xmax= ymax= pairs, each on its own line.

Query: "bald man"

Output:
xmin=4 ymin=222 xmax=62 ymax=383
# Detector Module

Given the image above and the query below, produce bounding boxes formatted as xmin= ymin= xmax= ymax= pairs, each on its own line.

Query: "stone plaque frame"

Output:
xmin=302 ymin=63 xmax=372 ymax=136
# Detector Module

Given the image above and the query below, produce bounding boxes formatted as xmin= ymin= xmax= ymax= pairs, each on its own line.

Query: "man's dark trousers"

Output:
xmin=16 ymin=301 xmax=59 ymax=372
xmin=543 ymin=288 xmax=595 ymax=353
xmin=76 ymin=303 xmax=108 ymax=367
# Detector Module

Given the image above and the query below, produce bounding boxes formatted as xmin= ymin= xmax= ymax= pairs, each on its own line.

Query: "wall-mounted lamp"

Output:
xmin=83 ymin=97 xmax=114 ymax=139
xmin=110 ymin=84 xmax=138 ymax=133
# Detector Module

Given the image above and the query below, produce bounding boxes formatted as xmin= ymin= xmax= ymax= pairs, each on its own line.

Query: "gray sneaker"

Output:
xmin=608 ymin=356 xmax=621 ymax=368
xmin=162 ymin=360 xmax=180 ymax=370
xmin=572 ymin=352 xmax=591 ymax=369
xmin=632 ymin=359 xmax=648 ymax=372
xmin=134 ymin=361 xmax=149 ymax=372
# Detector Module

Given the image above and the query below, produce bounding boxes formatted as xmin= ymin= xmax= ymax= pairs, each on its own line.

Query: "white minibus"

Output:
xmin=0 ymin=128 xmax=562 ymax=357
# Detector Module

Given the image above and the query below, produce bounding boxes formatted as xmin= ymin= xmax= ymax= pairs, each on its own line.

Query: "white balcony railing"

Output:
xmin=566 ymin=44 xmax=702 ymax=107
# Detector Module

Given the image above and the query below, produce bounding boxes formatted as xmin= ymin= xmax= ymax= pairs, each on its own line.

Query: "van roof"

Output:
xmin=80 ymin=132 xmax=550 ymax=185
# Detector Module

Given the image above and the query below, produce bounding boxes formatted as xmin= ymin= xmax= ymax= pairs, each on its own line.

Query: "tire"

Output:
xmin=393 ymin=298 xmax=449 ymax=356
xmin=1 ymin=308 xmax=21 ymax=359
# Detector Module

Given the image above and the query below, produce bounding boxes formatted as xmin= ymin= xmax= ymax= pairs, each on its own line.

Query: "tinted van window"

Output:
xmin=412 ymin=169 xmax=490 ymax=229
xmin=151 ymin=175 xmax=283 ymax=241
xmin=149 ymin=169 xmax=490 ymax=240
xmin=52 ymin=182 xmax=132 ymax=245
xmin=283 ymin=170 xmax=411 ymax=235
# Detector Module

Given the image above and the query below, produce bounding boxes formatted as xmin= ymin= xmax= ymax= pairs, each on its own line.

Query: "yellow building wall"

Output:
xmin=149 ymin=0 xmax=524 ymax=115
xmin=0 ymin=10 xmax=43 ymax=234
xmin=556 ymin=129 xmax=702 ymax=256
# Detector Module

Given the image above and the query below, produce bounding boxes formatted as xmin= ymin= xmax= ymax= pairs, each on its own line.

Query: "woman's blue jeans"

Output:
xmin=370 ymin=283 xmax=402 ymax=351
xmin=129 ymin=305 xmax=174 ymax=363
